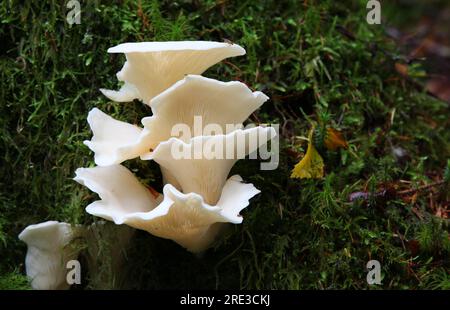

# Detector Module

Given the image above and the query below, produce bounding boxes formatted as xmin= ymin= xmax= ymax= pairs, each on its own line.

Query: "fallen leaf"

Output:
xmin=291 ymin=127 xmax=324 ymax=179
xmin=324 ymin=127 xmax=348 ymax=151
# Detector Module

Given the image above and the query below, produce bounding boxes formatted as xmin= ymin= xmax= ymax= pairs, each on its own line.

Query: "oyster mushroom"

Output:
xmin=84 ymin=75 xmax=268 ymax=167
xmin=83 ymin=108 xmax=150 ymax=166
xmin=100 ymin=41 xmax=246 ymax=105
xmin=18 ymin=221 xmax=77 ymax=290
xmin=74 ymin=165 xmax=260 ymax=252
xmin=74 ymin=40 xmax=276 ymax=255
xmin=74 ymin=165 xmax=163 ymax=224
xmin=140 ymin=74 xmax=269 ymax=152
xmin=149 ymin=126 xmax=277 ymax=204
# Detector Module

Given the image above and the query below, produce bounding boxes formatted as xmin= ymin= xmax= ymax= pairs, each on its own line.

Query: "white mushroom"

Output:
xmin=74 ymin=165 xmax=260 ymax=253
xmin=149 ymin=126 xmax=277 ymax=205
xmin=100 ymin=41 xmax=246 ymax=105
xmin=152 ymin=175 xmax=260 ymax=252
xmin=75 ymin=40 xmax=275 ymax=256
xmin=83 ymin=108 xmax=151 ymax=166
xmin=100 ymin=82 xmax=140 ymax=103
xmin=18 ymin=221 xmax=77 ymax=290
xmin=74 ymin=165 xmax=162 ymax=223
xmin=140 ymin=74 xmax=269 ymax=152
xmin=85 ymin=75 xmax=268 ymax=167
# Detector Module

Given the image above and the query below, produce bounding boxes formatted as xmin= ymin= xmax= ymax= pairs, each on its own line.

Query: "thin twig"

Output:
xmin=397 ymin=180 xmax=446 ymax=196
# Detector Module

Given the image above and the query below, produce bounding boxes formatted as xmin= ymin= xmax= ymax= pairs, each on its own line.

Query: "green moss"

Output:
xmin=0 ymin=270 xmax=31 ymax=290
xmin=0 ymin=0 xmax=449 ymax=289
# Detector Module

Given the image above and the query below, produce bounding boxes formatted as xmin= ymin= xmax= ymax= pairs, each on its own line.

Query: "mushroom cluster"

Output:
xmin=19 ymin=41 xmax=275 ymax=289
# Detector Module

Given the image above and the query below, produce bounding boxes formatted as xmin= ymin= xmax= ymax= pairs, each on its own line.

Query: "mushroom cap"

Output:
xmin=74 ymin=165 xmax=162 ymax=224
xmin=86 ymin=76 xmax=269 ymax=167
xmin=74 ymin=165 xmax=260 ymax=253
xmin=19 ymin=221 xmax=72 ymax=250
xmin=140 ymin=74 xmax=269 ymax=151
xmin=100 ymin=82 xmax=140 ymax=103
xmin=18 ymin=221 xmax=75 ymax=290
xmin=107 ymin=41 xmax=246 ymax=54
xmin=148 ymin=126 xmax=277 ymax=205
xmin=101 ymin=41 xmax=246 ymax=104
xmin=83 ymin=108 xmax=151 ymax=166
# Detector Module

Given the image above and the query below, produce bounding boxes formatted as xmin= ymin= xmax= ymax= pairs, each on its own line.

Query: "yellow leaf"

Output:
xmin=291 ymin=128 xmax=324 ymax=179
xmin=324 ymin=127 xmax=348 ymax=151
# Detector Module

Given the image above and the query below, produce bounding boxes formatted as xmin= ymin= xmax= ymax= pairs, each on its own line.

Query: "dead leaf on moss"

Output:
xmin=324 ymin=127 xmax=348 ymax=151
xmin=291 ymin=127 xmax=324 ymax=179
